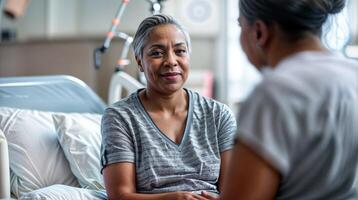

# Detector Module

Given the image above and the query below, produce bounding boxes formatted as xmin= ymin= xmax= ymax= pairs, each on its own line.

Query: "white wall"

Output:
xmin=46 ymin=0 xmax=77 ymax=38
xmin=77 ymin=0 xmax=150 ymax=36
xmin=348 ymin=0 xmax=358 ymax=43
xmin=1 ymin=0 xmax=221 ymax=39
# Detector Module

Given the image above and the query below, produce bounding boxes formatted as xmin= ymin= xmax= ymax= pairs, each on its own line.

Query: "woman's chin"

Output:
xmin=161 ymin=84 xmax=184 ymax=94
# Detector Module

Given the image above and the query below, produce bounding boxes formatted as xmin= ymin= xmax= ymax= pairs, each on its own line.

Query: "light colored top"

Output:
xmin=237 ymin=51 xmax=358 ymax=199
xmin=101 ymin=89 xmax=237 ymax=194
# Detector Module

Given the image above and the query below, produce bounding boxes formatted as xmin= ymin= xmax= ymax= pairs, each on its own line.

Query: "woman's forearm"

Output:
xmin=108 ymin=191 xmax=204 ymax=200
xmin=108 ymin=192 xmax=169 ymax=200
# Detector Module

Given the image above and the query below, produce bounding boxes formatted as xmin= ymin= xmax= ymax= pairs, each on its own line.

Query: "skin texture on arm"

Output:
xmin=220 ymin=141 xmax=281 ymax=200
xmin=199 ymin=150 xmax=233 ymax=200
xmin=103 ymin=163 xmax=218 ymax=200
xmin=103 ymin=162 xmax=135 ymax=200
xmin=218 ymin=150 xmax=232 ymax=193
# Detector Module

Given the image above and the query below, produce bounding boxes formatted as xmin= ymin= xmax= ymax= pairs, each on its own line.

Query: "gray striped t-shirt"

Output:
xmin=101 ymin=89 xmax=237 ymax=194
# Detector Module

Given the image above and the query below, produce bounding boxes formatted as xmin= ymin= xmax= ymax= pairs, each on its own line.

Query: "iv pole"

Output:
xmin=94 ymin=0 xmax=166 ymax=105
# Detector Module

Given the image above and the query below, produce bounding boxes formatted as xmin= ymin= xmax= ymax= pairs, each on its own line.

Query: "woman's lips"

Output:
xmin=161 ymin=72 xmax=181 ymax=81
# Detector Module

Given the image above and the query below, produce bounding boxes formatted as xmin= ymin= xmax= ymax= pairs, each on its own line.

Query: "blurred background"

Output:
xmin=0 ymin=0 xmax=357 ymax=110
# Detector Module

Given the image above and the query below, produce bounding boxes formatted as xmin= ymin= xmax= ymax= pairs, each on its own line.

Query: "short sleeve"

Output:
xmin=217 ymin=104 xmax=237 ymax=152
xmin=236 ymin=84 xmax=297 ymax=176
xmin=101 ymin=107 xmax=135 ymax=171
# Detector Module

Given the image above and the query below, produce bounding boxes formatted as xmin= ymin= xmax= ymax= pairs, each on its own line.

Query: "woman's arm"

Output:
xmin=220 ymin=141 xmax=281 ymax=200
xmin=103 ymin=162 xmax=212 ymax=200
xmin=197 ymin=150 xmax=232 ymax=200
xmin=103 ymin=162 xmax=135 ymax=200
xmin=218 ymin=150 xmax=232 ymax=192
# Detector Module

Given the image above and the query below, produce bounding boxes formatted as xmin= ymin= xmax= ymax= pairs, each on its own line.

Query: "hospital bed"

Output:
xmin=0 ymin=75 xmax=107 ymax=199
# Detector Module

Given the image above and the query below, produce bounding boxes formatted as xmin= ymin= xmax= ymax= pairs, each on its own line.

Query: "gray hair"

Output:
xmin=239 ymin=0 xmax=346 ymax=40
xmin=132 ymin=14 xmax=191 ymax=59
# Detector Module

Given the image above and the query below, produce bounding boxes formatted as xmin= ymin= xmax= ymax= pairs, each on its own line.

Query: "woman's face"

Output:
xmin=138 ymin=24 xmax=190 ymax=95
xmin=238 ymin=14 xmax=266 ymax=70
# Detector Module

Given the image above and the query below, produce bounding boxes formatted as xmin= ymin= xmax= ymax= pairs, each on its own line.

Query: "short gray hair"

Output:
xmin=132 ymin=14 xmax=191 ymax=59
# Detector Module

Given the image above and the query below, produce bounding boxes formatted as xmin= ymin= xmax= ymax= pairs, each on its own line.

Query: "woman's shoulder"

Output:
xmin=187 ymin=89 xmax=232 ymax=113
xmin=259 ymin=52 xmax=358 ymax=99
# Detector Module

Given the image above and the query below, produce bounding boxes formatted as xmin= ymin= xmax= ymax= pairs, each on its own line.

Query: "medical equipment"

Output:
xmin=94 ymin=0 xmax=167 ymax=105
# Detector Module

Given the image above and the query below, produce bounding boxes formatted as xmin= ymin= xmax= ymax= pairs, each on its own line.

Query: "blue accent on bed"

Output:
xmin=0 ymin=75 xmax=106 ymax=114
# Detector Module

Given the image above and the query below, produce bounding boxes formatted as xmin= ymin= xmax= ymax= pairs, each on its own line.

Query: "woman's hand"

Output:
xmin=164 ymin=191 xmax=217 ymax=200
xmin=200 ymin=191 xmax=220 ymax=200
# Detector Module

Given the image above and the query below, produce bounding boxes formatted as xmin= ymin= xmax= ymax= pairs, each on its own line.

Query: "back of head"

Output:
xmin=239 ymin=0 xmax=346 ymax=40
xmin=132 ymin=14 xmax=191 ymax=59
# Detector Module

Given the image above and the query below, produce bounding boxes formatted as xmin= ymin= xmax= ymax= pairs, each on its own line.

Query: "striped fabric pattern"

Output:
xmin=101 ymin=89 xmax=237 ymax=194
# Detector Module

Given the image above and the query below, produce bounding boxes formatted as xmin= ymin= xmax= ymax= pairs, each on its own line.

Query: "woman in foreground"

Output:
xmin=221 ymin=0 xmax=358 ymax=199
xmin=101 ymin=14 xmax=236 ymax=200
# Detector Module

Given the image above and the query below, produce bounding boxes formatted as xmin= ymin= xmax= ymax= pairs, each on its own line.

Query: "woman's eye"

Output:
xmin=175 ymin=49 xmax=187 ymax=56
xmin=149 ymin=51 xmax=163 ymax=57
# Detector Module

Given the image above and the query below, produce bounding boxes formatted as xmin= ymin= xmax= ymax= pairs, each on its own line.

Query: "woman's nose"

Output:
xmin=165 ymin=51 xmax=178 ymax=66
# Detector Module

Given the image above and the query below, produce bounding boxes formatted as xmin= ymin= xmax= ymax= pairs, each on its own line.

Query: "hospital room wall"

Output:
xmin=2 ymin=0 xmax=220 ymax=38
xmin=0 ymin=38 xmax=216 ymax=103
xmin=0 ymin=0 xmax=225 ymax=102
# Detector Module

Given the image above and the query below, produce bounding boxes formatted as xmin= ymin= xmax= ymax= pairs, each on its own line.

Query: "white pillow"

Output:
xmin=19 ymin=184 xmax=107 ymax=200
xmin=0 ymin=129 xmax=11 ymax=198
xmin=0 ymin=107 xmax=79 ymax=198
xmin=52 ymin=113 xmax=104 ymax=190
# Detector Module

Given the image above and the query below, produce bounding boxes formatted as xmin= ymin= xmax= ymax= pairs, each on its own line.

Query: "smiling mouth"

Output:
xmin=161 ymin=72 xmax=181 ymax=81
xmin=161 ymin=72 xmax=181 ymax=76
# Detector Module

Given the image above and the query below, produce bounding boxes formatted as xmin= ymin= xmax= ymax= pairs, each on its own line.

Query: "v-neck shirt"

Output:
xmin=101 ymin=89 xmax=236 ymax=194
xmin=136 ymin=89 xmax=193 ymax=150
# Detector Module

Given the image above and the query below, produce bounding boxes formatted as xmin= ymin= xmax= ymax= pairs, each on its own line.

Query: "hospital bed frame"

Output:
xmin=0 ymin=75 xmax=107 ymax=198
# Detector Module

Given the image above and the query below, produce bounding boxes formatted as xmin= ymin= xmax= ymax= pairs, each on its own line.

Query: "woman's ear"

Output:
xmin=253 ymin=20 xmax=270 ymax=48
xmin=136 ymin=56 xmax=144 ymax=72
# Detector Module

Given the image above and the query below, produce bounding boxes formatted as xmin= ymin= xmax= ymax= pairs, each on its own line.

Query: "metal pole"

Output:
xmin=94 ymin=0 xmax=130 ymax=69
xmin=103 ymin=0 xmax=129 ymax=50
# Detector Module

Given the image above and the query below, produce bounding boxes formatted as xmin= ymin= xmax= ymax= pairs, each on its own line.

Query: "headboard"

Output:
xmin=0 ymin=75 xmax=106 ymax=114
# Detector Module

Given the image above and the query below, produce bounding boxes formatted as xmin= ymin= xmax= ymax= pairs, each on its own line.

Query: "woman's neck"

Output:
xmin=266 ymin=31 xmax=327 ymax=68
xmin=139 ymin=88 xmax=188 ymax=114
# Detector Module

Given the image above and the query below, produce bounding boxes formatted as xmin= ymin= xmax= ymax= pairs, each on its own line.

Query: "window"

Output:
xmin=226 ymin=0 xmax=261 ymax=106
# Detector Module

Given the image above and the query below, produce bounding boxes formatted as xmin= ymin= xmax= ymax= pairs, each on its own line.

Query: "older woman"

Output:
xmin=101 ymin=14 xmax=236 ymax=200
xmin=222 ymin=0 xmax=358 ymax=199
